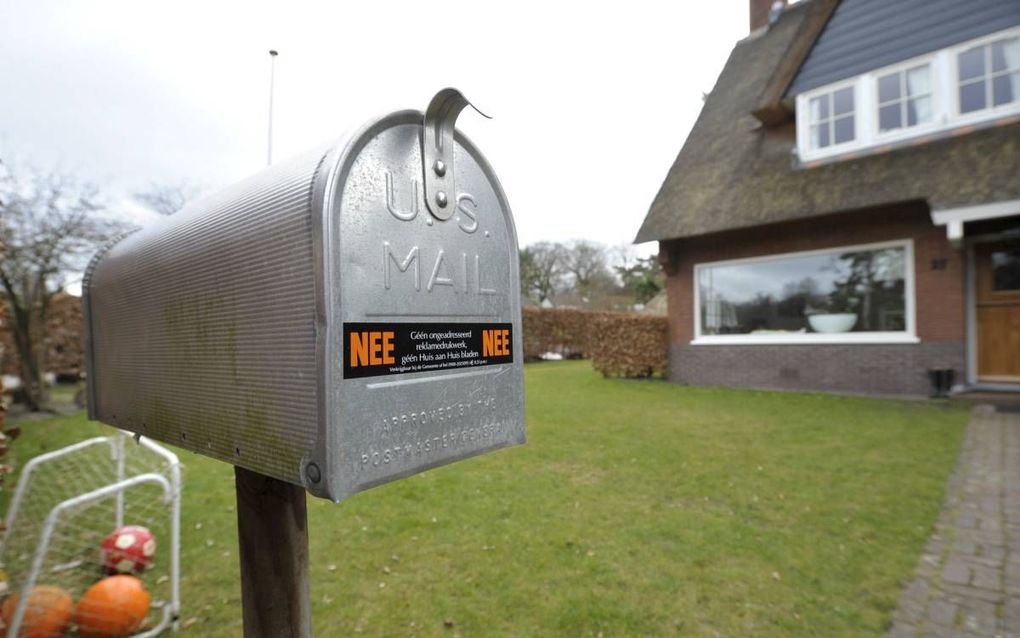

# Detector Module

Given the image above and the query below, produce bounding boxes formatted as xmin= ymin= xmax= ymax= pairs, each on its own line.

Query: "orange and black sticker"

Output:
xmin=342 ymin=322 xmax=513 ymax=379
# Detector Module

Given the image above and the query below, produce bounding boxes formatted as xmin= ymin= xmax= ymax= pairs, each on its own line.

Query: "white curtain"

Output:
xmin=906 ymin=65 xmax=932 ymax=124
xmin=808 ymin=96 xmax=825 ymax=148
xmin=703 ymin=293 xmax=737 ymax=332
xmin=700 ymin=270 xmax=738 ymax=333
xmin=1002 ymin=37 xmax=1020 ymax=104
xmin=809 ymin=96 xmax=824 ymax=123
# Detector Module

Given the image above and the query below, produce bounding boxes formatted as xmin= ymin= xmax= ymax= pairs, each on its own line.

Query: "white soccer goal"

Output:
xmin=1 ymin=431 xmax=181 ymax=637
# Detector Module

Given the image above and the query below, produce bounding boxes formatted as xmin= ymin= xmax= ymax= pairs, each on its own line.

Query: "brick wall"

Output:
xmin=670 ymin=342 xmax=963 ymax=396
xmin=661 ymin=201 xmax=966 ymax=396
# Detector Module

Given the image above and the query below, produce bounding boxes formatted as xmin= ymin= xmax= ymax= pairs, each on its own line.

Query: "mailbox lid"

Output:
xmin=313 ymin=110 xmax=525 ymax=501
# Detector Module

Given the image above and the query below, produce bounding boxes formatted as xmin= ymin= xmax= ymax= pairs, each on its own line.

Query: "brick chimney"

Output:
xmin=750 ymin=0 xmax=787 ymax=32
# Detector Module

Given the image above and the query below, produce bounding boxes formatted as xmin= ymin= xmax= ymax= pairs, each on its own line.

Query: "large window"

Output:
xmin=694 ymin=241 xmax=916 ymax=344
xmin=958 ymin=36 xmax=1020 ymax=114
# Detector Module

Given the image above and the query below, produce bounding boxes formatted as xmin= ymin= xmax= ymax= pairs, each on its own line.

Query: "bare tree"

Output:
xmin=133 ymin=182 xmax=200 ymax=216
xmin=0 ymin=159 xmax=126 ymax=410
xmin=561 ymin=240 xmax=614 ymax=297
xmin=519 ymin=242 xmax=564 ymax=304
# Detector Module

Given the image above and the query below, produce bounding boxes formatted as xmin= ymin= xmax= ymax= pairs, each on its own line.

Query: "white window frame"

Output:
xmin=795 ymin=25 xmax=1020 ymax=163
xmin=691 ymin=239 xmax=918 ymax=346
xmin=874 ymin=60 xmax=939 ymax=138
xmin=950 ymin=29 xmax=1020 ymax=122
xmin=801 ymin=79 xmax=860 ymax=154
xmin=805 ymin=81 xmax=858 ymax=151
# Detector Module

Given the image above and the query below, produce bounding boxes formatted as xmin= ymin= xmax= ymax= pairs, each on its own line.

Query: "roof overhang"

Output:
xmin=751 ymin=0 xmax=840 ymax=126
xmin=931 ymin=199 xmax=1020 ymax=247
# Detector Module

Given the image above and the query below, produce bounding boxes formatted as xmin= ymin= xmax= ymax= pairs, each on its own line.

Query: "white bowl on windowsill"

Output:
xmin=807 ymin=313 xmax=857 ymax=333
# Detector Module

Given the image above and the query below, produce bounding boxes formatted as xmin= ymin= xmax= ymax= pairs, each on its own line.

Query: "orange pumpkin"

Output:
xmin=1 ymin=584 xmax=74 ymax=638
xmin=74 ymin=575 xmax=150 ymax=638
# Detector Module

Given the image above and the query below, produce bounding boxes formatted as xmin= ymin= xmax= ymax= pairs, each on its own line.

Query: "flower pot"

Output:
xmin=807 ymin=313 xmax=857 ymax=333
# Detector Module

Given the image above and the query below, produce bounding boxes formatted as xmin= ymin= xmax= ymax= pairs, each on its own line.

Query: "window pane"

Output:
xmin=992 ymin=72 xmax=1018 ymax=107
xmin=991 ymin=249 xmax=1020 ymax=291
xmin=960 ymin=80 xmax=986 ymax=113
xmin=906 ymin=65 xmax=931 ymax=96
xmin=991 ymin=37 xmax=1020 ymax=73
xmin=907 ymin=96 xmax=932 ymax=126
xmin=833 ymin=87 xmax=854 ymax=115
xmin=878 ymin=73 xmax=900 ymax=103
xmin=809 ymin=95 xmax=828 ymax=122
xmin=697 ymin=246 xmax=907 ymax=335
xmin=879 ymin=103 xmax=902 ymax=131
xmin=810 ymin=123 xmax=829 ymax=148
xmin=959 ymin=46 xmax=985 ymax=82
xmin=833 ymin=115 xmax=854 ymax=144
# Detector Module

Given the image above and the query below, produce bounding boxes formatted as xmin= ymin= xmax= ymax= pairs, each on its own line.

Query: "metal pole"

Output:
xmin=114 ymin=433 xmax=126 ymax=528
xmin=235 ymin=466 xmax=311 ymax=638
xmin=138 ymin=436 xmax=185 ymax=632
xmin=267 ymin=49 xmax=278 ymax=166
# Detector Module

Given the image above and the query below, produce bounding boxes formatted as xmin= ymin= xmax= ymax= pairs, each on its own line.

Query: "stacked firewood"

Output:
xmin=0 ymin=293 xmax=84 ymax=379
xmin=0 ymin=302 xmax=13 ymax=376
xmin=44 ymin=293 xmax=85 ymax=378
xmin=0 ymin=346 xmax=8 ymax=499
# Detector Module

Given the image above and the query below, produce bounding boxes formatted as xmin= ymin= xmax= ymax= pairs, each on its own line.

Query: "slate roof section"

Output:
xmin=636 ymin=0 xmax=1020 ymax=244
xmin=787 ymin=0 xmax=1020 ymax=97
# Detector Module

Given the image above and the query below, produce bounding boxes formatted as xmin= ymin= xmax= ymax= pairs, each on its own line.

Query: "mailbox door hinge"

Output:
xmin=421 ymin=88 xmax=489 ymax=221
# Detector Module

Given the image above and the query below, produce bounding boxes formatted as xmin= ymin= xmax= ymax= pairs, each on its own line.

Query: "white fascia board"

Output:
xmin=931 ymin=199 xmax=1020 ymax=226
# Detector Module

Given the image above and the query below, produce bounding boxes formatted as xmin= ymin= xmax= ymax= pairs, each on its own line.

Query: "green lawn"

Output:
xmin=2 ymin=362 xmax=967 ymax=636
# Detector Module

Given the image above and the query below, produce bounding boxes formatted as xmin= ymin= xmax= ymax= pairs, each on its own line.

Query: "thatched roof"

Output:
xmin=635 ymin=0 xmax=1020 ymax=243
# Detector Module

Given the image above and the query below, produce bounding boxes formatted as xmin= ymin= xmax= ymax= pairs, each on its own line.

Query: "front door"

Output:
xmin=975 ymin=240 xmax=1020 ymax=383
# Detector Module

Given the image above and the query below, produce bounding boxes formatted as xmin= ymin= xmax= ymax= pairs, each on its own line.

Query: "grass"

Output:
xmin=1 ymin=361 xmax=968 ymax=636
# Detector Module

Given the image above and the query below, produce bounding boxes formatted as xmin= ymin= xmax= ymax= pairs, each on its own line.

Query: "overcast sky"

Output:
xmin=0 ymin=1 xmax=749 ymax=257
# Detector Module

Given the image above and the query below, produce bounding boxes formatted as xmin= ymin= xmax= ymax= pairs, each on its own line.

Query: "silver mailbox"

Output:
xmin=84 ymin=90 xmax=525 ymax=502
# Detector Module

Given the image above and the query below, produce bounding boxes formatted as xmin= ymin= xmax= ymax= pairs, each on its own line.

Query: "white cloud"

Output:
xmin=0 ymin=0 xmax=748 ymax=257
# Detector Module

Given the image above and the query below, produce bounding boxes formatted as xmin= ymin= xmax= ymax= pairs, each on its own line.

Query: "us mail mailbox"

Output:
xmin=83 ymin=89 xmax=525 ymax=502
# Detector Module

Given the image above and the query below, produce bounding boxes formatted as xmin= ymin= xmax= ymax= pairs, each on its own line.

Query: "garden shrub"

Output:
xmin=521 ymin=307 xmax=605 ymax=360
xmin=589 ymin=313 xmax=668 ymax=378
xmin=522 ymin=307 xmax=668 ymax=378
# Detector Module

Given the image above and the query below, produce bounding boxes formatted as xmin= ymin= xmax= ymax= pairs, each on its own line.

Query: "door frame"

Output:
xmin=966 ymin=233 xmax=1020 ymax=390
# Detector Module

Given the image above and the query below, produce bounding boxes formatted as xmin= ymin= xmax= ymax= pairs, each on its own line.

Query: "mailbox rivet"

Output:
xmin=306 ymin=462 xmax=322 ymax=484
xmin=436 ymin=191 xmax=448 ymax=208
xmin=433 ymin=160 xmax=447 ymax=177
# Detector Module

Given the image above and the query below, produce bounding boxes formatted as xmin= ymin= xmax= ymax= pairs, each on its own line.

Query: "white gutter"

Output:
xmin=931 ymin=199 xmax=1020 ymax=247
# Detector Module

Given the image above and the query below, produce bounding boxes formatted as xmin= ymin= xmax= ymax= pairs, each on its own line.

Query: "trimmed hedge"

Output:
xmin=522 ymin=307 xmax=668 ymax=378
xmin=590 ymin=313 xmax=668 ymax=378
xmin=522 ymin=307 xmax=599 ymax=360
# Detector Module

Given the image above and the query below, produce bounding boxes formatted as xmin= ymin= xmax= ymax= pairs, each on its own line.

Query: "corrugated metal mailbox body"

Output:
xmin=84 ymin=92 xmax=525 ymax=502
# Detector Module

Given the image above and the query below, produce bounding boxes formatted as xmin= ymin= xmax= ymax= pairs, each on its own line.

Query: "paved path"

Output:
xmin=890 ymin=405 xmax=1020 ymax=638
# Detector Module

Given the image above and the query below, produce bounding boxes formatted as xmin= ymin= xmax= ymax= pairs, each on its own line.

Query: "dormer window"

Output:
xmin=795 ymin=26 xmax=1020 ymax=164
xmin=808 ymin=86 xmax=855 ymax=149
xmin=877 ymin=64 xmax=932 ymax=132
xmin=958 ymin=36 xmax=1020 ymax=114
